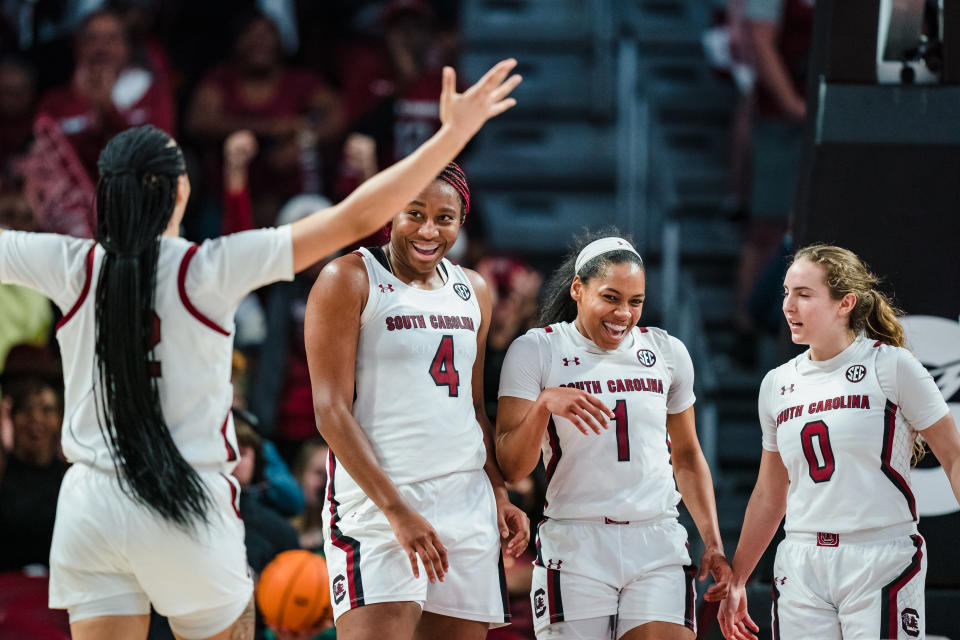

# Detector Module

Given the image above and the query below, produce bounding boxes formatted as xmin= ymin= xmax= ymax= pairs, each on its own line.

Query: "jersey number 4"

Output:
xmin=800 ymin=420 xmax=835 ymax=483
xmin=430 ymin=335 xmax=460 ymax=397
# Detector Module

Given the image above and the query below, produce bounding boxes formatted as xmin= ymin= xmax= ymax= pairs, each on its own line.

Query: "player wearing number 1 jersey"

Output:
xmin=719 ymin=245 xmax=960 ymax=640
xmin=496 ymin=232 xmax=731 ymax=640
xmin=305 ymin=162 xmax=528 ymax=640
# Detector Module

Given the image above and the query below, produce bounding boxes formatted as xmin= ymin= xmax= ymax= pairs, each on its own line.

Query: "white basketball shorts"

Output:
xmin=530 ymin=517 xmax=696 ymax=637
xmin=49 ymin=464 xmax=253 ymax=638
xmin=322 ymin=467 xmax=509 ymax=626
xmin=771 ymin=524 xmax=926 ymax=639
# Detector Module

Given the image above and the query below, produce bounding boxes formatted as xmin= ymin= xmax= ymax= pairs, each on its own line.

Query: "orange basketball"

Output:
xmin=256 ymin=550 xmax=332 ymax=631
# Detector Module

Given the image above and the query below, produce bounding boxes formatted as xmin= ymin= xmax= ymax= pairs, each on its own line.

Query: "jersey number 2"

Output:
xmin=429 ymin=335 xmax=459 ymax=397
xmin=800 ymin=420 xmax=835 ymax=483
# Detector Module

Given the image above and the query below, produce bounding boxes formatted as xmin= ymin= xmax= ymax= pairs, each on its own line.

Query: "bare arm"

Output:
xmin=667 ymin=406 xmax=731 ymax=600
xmin=718 ymin=448 xmax=789 ymax=640
xmin=748 ymin=21 xmax=806 ymax=120
xmin=466 ymin=269 xmax=529 ymax=556
xmin=289 ymin=60 xmax=522 ymax=272
xmin=304 ymin=255 xmax=448 ymax=582
xmin=922 ymin=412 xmax=960 ymax=507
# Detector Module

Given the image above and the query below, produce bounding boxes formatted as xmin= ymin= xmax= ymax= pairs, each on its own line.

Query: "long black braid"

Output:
xmin=94 ymin=125 xmax=211 ymax=529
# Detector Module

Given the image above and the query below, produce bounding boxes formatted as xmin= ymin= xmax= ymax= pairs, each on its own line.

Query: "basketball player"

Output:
xmin=0 ymin=58 xmax=521 ymax=640
xmin=717 ymin=245 xmax=960 ymax=640
xmin=305 ymin=162 xmax=529 ymax=640
xmin=496 ymin=232 xmax=732 ymax=640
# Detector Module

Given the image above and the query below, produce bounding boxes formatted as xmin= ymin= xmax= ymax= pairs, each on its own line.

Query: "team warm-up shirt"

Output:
xmin=0 ymin=227 xmax=294 ymax=473
xmin=328 ymin=248 xmax=486 ymax=505
xmin=499 ymin=322 xmax=696 ymax=522
xmin=760 ymin=335 xmax=949 ymax=534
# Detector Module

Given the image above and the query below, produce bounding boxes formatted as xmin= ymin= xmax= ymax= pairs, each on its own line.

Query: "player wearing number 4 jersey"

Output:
xmin=305 ymin=162 xmax=528 ymax=640
xmin=496 ymin=231 xmax=731 ymax=640
xmin=0 ymin=58 xmax=521 ymax=640
xmin=719 ymin=245 xmax=960 ymax=640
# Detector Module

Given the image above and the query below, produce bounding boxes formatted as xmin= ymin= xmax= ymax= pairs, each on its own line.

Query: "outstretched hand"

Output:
xmin=439 ymin=59 xmax=522 ymax=140
xmin=717 ymin=584 xmax=760 ymax=640
xmin=699 ymin=547 xmax=732 ymax=601
xmin=497 ymin=498 xmax=530 ymax=558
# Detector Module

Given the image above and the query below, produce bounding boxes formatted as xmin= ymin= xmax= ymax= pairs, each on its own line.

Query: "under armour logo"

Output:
xmin=379 ymin=284 xmax=394 ymax=293
xmin=774 ymin=576 xmax=788 ymax=586
xmin=562 ymin=357 xmax=580 ymax=367
xmin=780 ymin=384 xmax=795 ymax=395
xmin=546 ymin=558 xmax=563 ymax=570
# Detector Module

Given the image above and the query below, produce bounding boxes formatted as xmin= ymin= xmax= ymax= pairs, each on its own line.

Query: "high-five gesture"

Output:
xmin=440 ymin=59 xmax=523 ymax=139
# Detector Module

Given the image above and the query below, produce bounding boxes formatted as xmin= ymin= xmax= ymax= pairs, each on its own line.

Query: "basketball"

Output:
xmin=256 ymin=550 xmax=331 ymax=631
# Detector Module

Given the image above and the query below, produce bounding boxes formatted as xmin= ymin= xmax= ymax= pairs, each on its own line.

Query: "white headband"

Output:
xmin=575 ymin=237 xmax=642 ymax=274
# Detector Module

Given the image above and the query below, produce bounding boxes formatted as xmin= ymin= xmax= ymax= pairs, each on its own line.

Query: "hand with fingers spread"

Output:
xmin=439 ymin=59 xmax=522 ymax=140
xmin=718 ymin=584 xmax=760 ymax=640
xmin=699 ymin=547 xmax=732 ymax=602
xmin=539 ymin=387 xmax=613 ymax=435
xmin=384 ymin=503 xmax=448 ymax=583
xmin=497 ymin=498 xmax=530 ymax=558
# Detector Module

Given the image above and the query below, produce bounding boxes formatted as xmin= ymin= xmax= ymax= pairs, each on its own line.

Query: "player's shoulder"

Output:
xmin=314 ymin=251 xmax=368 ymax=292
xmin=633 ymin=325 xmax=680 ymax=350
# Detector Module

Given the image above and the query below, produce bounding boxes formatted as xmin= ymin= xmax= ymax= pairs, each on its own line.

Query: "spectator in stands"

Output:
xmin=335 ymin=0 xmax=458 ymax=194
xmin=0 ymin=375 xmax=68 ymax=572
xmin=186 ymin=9 xmax=343 ymax=228
xmin=0 ymin=195 xmax=53 ymax=376
xmin=0 ymin=56 xmax=38 ymax=189
xmin=289 ymin=439 xmax=330 ymax=553
xmin=733 ymin=0 xmax=813 ymax=365
xmin=35 ymin=8 xmax=175 ymax=183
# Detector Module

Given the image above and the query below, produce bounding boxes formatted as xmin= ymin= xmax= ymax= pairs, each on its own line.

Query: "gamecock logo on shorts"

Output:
xmin=636 ymin=349 xmax=656 ymax=367
xmin=453 ymin=283 xmax=471 ymax=300
xmin=845 ymin=364 xmax=866 ymax=383
xmin=534 ymin=588 xmax=546 ymax=618
xmin=333 ymin=574 xmax=347 ymax=605
xmin=901 ymin=608 xmax=920 ymax=637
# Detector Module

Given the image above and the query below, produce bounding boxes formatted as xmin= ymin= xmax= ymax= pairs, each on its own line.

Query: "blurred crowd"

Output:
xmin=0 ymin=1 xmax=545 ymax=638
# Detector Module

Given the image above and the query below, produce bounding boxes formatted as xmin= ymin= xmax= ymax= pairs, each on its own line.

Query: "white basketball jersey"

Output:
xmin=0 ymin=228 xmax=294 ymax=473
xmin=328 ymin=248 xmax=486 ymax=505
xmin=759 ymin=336 xmax=949 ymax=534
xmin=499 ymin=322 xmax=696 ymax=522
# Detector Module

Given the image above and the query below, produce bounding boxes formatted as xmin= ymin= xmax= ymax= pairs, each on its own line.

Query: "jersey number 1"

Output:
xmin=800 ymin=420 xmax=835 ymax=483
xmin=613 ymin=400 xmax=629 ymax=461
xmin=429 ymin=335 xmax=460 ymax=397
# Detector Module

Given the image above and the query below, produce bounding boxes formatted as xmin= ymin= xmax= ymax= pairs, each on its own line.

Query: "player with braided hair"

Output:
xmin=306 ymin=161 xmax=528 ymax=640
xmin=718 ymin=244 xmax=960 ymax=640
xmin=0 ymin=58 xmax=521 ymax=640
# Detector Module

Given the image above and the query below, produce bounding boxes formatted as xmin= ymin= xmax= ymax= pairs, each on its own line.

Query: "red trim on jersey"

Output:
xmin=880 ymin=401 xmax=917 ymax=520
xmin=326 ymin=451 xmax=365 ymax=607
xmin=56 ymin=244 xmax=96 ymax=331
xmin=771 ymin=582 xmax=781 ymax=640
xmin=220 ymin=473 xmax=242 ymax=519
xmin=873 ymin=340 xmax=883 ymax=348
xmin=220 ymin=412 xmax=237 ymax=462
xmin=177 ymin=245 xmax=230 ymax=336
xmin=544 ymin=325 xmax=553 ymax=333
xmin=637 ymin=326 xmax=648 ymax=333
xmin=350 ymin=250 xmax=363 ymax=257
xmin=880 ymin=534 xmax=923 ymax=637
xmin=544 ymin=419 xmax=562 ymax=486
xmin=683 ymin=563 xmax=697 ymax=631
xmin=546 ymin=567 xmax=564 ymax=623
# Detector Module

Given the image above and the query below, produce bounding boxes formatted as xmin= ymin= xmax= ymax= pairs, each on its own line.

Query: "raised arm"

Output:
xmin=718 ymin=449 xmax=789 ymax=640
xmin=304 ymin=255 xmax=447 ymax=583
xmin=465 ymin=269 xmax=530 ymax=556
xmin=667 ymin=405 xmax=731 ymax=601
xmin=289 ymin=60 xmax=522 ymax=271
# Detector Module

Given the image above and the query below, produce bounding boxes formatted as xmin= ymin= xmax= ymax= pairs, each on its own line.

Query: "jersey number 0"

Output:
xmin=800 ymin=420 xmax=835 ymax=483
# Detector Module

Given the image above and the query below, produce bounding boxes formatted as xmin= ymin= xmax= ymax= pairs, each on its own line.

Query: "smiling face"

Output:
xmin=571 ymin=261 xmax=646 ymax=350
xmin=388 ymin=179 xmax=463 ymax=278
xmin=782 ymin=257 xmax=856 ymax=349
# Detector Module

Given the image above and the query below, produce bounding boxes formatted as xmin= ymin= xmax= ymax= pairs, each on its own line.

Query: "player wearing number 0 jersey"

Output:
xmin=719 ymin=245 xmax=960 ymax=640
xmin=497 ymin=233 xmax=731 ymax=640
xmin=306 ymin=163 xmax=528 ymax=640
xmin=0 ymin=60 xmax=522 ymax=640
